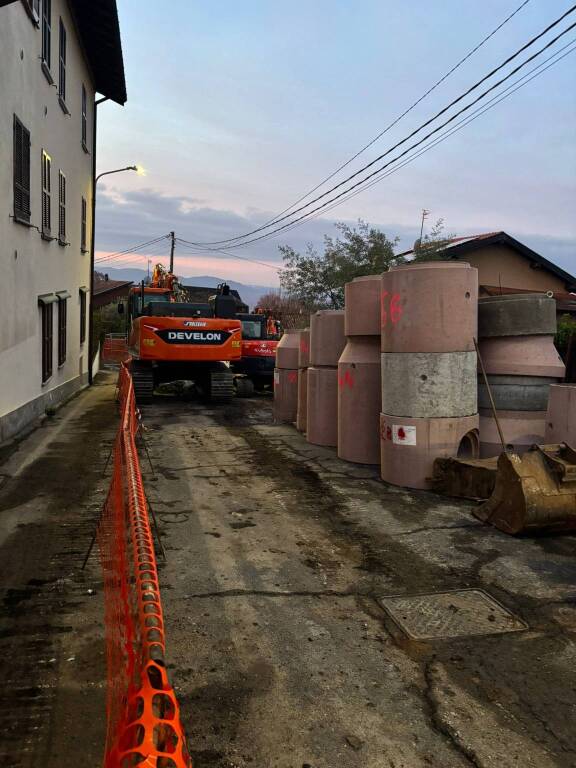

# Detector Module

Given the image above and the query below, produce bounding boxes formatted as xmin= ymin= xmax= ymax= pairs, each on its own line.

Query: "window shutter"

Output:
xmin=79 ymin=288 xmax=87 ymax=344
xmin=13 ymin=116 xmax=31 ymax=222
xmin=59 ymin=19 xmax=66 ymax=100
xmin=42 ymin=151 xmax=51 ymax=236
xmin=42 ymin=0 xmax=51 ymax=67
xmin=58 ymin=296 xmax=67 ymax=366
xmin=81 ymin=84 xmax=87 ymax=146
xmin=81 ymin=197 xmax=87 ymax=251
xmin=41 ymin=302 xmax=54 ymax=383
xmin=58 ymin=171 xmax=66 ymax=242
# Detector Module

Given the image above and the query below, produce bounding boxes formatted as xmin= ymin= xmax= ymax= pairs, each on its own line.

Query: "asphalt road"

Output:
xmin=1 ymin=381 xmax=575 ymax=767
xmin=141 ymin=393 xmax=576 ymax=768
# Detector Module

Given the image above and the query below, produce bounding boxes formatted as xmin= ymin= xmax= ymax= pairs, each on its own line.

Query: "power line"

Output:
xmin=191 ymin=5 xmax=576 ymax=247
xmin=94 ymin=234 xmax=169 ymax=263
xmin=174 ymin=237 xmax=282 ymax=272
xmin=271 ymin=40 xmax=576 ymax=237
xmin=227 ymin=0 xmax=532 ymax=235
xmin=95 ymin=242 xmax=170 ymax=269
xmin=195 ymin=18 xmax=576 ymax=252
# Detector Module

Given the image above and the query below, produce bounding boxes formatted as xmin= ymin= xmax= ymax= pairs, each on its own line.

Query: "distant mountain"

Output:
xmin=95 ymin=266 xmax=275 ymax=310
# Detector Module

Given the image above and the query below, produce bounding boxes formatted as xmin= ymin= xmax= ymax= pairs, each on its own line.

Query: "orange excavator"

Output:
xmin=123 ymin=264 xmax=242 ymax=404
xmin=230 ymin=308 xmax=282 ymax=395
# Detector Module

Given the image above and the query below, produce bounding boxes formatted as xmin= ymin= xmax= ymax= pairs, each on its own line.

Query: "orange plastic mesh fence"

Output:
xmin=102 ymin=334 xmax=130 ymax=364
xmin=98 ymin=364 xmax=192 ymax=767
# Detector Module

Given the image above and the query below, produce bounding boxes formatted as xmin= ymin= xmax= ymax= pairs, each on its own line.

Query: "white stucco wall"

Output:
xmin=0 ymin=0 xmax=95 ymax=437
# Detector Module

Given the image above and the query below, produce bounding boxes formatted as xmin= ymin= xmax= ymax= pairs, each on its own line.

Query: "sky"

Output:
xmin=95 ymin=0 xmax=576 ymax=286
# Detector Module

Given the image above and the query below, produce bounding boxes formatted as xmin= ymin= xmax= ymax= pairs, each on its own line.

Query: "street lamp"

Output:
xmin=95 ymin=164 xmax=139 ymax=185
xmin=88 ymin=163 xmax=141 ymax=385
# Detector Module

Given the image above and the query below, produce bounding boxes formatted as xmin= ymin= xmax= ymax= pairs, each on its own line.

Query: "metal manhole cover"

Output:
xmin=379 ymin=589 xmax=527 ymax=640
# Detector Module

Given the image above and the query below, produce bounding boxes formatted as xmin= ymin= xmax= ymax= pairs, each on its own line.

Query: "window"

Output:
xmin=58 ymin=296 xmax=67 ymax=366
xmin=241 ymin=320 xmax=263 ymax=339
xmin=13 ymin=115 xmax=31 ymax=224
xmin=41 ymin=0 xmax=51 ymax=70
xmin=81 ymin=85 xmax=88 ymax=149
xmin=58 ymin=170 xmax=66 ymax=243
xmin=23 ymin=0 xmax=40 ymax=24
xmin=58 ymin=19 xmax=66 ymax=105
xmin=41 ymin=150 xmax=51 ymax=237
xmin=79 ymin=288 xmax=87 ymax=344
xmin=81 ymin=197 xmax=87 ymax=252
xmin=41 ymin=301 xmax=53 ymax=383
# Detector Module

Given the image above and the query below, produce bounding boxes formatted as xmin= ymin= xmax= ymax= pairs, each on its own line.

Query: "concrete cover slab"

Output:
xmin=379 ymin=588 xmax=527 ymax=640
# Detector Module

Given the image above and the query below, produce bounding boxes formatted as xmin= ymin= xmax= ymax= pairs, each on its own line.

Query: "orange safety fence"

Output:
xmin=102 ymin=334 xmax=130 ymax=364
xmin=98 ymin=363 xmax=191 ymax=767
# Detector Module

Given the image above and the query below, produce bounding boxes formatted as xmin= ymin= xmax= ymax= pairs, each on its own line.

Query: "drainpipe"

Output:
xmin=88 ymin=96 xmax=109 ymax=385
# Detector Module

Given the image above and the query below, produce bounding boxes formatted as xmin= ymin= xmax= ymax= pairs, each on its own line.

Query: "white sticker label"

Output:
xmin=274 ymin=371 xmax=280 ymax=385
xmin=392 ymin=425 xmax=417 ymax=445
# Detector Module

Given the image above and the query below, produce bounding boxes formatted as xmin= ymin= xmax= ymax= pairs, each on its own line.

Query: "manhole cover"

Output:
xmin=379 ymin=589 xmax=527 ymax=640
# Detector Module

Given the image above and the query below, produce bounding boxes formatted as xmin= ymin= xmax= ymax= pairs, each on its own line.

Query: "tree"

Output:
xmin=412 ymin=218 xmax=455 ymax=261
xmin=279 ymin=220 xmax=401 ymax=309
xmin=256 ymin=291 xmax=309 ymax=329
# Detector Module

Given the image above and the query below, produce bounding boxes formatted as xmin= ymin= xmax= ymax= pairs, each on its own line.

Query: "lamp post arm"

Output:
xmin=95 ymin=166 xmax=138 ymax=185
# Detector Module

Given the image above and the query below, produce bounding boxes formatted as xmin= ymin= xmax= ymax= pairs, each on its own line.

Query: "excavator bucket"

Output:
xmin=475 ymin=443 xmax=576 ymax=535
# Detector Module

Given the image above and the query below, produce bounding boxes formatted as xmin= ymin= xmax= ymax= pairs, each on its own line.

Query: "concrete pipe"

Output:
xmin=381 ymin=261 xmax=477 ymax=353
xmin=478 ymin=294 xmax=557 ymax=338
xmin=309 ymin=310 xmax=346 ymax=367
xmin=381 ymin=351 xmax=477 ymax=418
xmin=307 ymin=366 xmax=338 ymax=447
xmin=479 ymin=408 xmax=546 ymax=458
xmin=545 ymin=384 xmax=576 ymax=445
xmin=299 ymin=328 xmax=310 ymax=369
xmin=338 ymin=337 xmax=381 ymax=464
xmin=478 ymin=375 xmax=556 ymax=412
xmin=380 ymin=412 xmax=480 ymax=490
xmin=345 ymin=275 xmax=381 ymax=336
xmin=273 ymin=367 xmax=298 ymax=423
xmin=478 ymin=336 xmax=565 ymax=378
xmin=297 ymin=368 xmax=308 ymax=433
xmin=276 ymin=329 xmax=301 ymax=370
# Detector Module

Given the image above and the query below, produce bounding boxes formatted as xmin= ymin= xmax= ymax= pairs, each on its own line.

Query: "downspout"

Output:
xmin=88 ymin=95 xmax=109 ymax=385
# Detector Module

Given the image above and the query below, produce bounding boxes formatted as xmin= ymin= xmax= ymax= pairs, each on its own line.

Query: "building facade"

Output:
xmin=0 ymin=0 xmax=126 ymax=442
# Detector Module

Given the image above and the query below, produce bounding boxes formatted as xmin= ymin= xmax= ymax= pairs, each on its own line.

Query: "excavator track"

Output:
xmin=131 ymin=362 xmax=154 ymax=405
xmin=209 ymin=370 xmax=235 ymax=402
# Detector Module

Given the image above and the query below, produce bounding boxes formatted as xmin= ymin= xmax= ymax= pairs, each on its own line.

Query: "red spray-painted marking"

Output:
xmin=338 ymin=370 xmax=354 ymax=391
xmin=300 ymin=340 xmax=309 ymax=354
xmin=288 ymin=371 xmax=298 ymax=384
xmin=381 ymin=290 xmax=403 ymax=327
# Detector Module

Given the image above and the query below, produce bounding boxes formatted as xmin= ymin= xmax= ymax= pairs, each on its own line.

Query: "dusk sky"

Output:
xmin=95 ymin=0 xmax=576 ymax=286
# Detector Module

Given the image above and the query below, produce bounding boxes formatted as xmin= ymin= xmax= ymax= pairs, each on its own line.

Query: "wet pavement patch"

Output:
xmin=379 ymin=588 xmax=528 ymax=640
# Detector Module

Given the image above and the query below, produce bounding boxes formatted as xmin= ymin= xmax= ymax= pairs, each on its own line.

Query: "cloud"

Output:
xmin=95 ymin=185 xmax=576 ymax=285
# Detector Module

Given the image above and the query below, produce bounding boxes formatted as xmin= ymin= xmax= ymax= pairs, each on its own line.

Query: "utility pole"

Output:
xmin=419 ymin=209 xmax=430 ymax=242
xmin=169 ymin=231 xmax=175 ymax=273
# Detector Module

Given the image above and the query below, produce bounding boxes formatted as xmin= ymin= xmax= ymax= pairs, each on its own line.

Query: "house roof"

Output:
xmin=93 ymin=279 xmax=133 ymax=308
xmin=402 ymin=231 xmax=576 ymax=291
xmin=68 ymin=0 xmax=127 ymax=105
xmin=4 ymin=0 xmax=126 ymax=104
